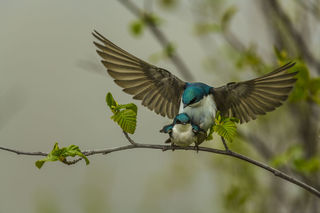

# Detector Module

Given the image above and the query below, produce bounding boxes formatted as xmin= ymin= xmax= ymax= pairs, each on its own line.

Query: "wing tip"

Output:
xmin=281 ymin=61 xmax=297 ymax=74
xmin=267 ymin=61 xmax=297 ymax=76
xmin=92 ymin=30 xmax=104 ymax=40
xmin=282 ymin=61 xmax=296 ymax=70
xmin=92 ymin=30 xmax=113 ymax=46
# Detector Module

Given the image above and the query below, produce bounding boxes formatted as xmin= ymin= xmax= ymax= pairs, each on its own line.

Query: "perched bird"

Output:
xmin=160 ymin=113 xmax=207 ymax=148
xmin=93 ymin=31 xmax=298 ymax=130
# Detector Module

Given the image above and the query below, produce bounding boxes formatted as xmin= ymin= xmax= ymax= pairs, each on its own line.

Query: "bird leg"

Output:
xmin=170 ymin=143 xmax=176 ymax=151
xmin=193 ymin=143 xmax=200 ymax=153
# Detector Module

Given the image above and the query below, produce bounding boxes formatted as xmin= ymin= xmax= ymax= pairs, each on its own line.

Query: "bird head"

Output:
xmin=182 ymin=86 xmax=205 ymax=108
xmin=174 ymin=113 xmax=191 ymax=125
xmin=160 ymin=124 xmax=173 ymax=133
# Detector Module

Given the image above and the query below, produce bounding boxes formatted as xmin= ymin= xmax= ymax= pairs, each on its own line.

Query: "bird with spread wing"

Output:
xmin=92 ymin=30 xmax=298 ymax=132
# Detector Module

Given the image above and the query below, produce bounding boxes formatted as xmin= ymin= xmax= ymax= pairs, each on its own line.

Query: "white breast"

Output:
xmin=179 ymin=94 xmax=217 ymax=131
xmin=171 ymin=124 xmax=196 ymax=147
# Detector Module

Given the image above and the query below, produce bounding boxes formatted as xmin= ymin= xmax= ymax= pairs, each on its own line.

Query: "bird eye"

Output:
xmin=176 ymin=120 xmax=182 ymax=124
xmin=190 ymin=98 xmax=197 ymax=104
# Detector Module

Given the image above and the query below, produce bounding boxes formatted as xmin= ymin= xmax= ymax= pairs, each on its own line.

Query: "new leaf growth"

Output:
xmin=106 ymin=92 xmax=138 ymax=134
xmin=35 ymin=143 xmax=89 ymax=169
xmin=207 ymin=111 xmax=239 ymax=142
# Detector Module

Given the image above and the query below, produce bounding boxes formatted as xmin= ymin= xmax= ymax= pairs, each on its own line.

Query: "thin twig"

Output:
xmin=220 ymin=136 xmax=230 ymax=152
xmin=1 ymin=133 xmax=320 ymax=198
xmin=118 ymin=0 xmax=195 ymax=81
xmin=0 ymin=146 xmax=48 ymax=156
xmin=123 ymin=131 xmax=138 ymax=145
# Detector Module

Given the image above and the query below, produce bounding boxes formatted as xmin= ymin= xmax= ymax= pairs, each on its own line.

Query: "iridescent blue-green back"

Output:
xmin=182 ymin=82 xmax=212 ymax=105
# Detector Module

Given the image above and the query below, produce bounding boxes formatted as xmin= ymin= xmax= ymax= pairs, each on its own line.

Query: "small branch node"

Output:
xmin=62 ymin=158 xmax=82 ymax=165
xmin=123 ymin=131 xmax=138 ymax=146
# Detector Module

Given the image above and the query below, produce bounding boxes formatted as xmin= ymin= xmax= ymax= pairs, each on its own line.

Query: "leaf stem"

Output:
xmin=221 ymin=136 xmax=230 ymax=152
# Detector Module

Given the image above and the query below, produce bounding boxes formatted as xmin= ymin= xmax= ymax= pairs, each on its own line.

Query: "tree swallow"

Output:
xmin=93 ymin=31 xmax=298 ymax=131
xmin=160 ymin=113 xmax=207 ymax=148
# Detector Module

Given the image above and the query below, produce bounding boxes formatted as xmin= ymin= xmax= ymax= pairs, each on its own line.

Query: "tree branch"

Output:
xmin=118 ymin=0 xmax=195 ymax=81
xmin=0 ymin=146 xmax=47 ymax=156
xmin=1 ymin=132 xmax=320 ymax=198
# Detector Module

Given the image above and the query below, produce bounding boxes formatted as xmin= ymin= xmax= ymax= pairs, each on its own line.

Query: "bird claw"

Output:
xmin=194 ymin=144 xmax=199 ymax=153
xmin=171 ymin=143 xmax=176 ymax=151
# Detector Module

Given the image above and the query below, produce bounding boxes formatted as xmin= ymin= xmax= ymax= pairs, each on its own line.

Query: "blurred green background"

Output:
xmin=0 ymin=0 xmax=319 ymax=212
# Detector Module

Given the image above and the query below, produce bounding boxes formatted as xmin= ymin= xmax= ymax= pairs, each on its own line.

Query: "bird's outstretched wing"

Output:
xmin=93 ymin=30 xmax=186 ymax=119
xmin=213 ymin=62 xmax=298 ymax=123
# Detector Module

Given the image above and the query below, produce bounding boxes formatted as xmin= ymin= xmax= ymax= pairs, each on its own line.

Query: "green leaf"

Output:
xmin=64 ymin=145 xmax=90 ymax=165
xmin=114 ymin=103 xmax=137 ymax=114
xmin=309 ymin=78 xmax=320 ymax=94
xmin=294 ymin=157 xmax=320 ymax=174
xmin=273 ymin=49 xmax=315 ymax=103
xmin=213 ymin=120 xmax=237 ymax=142
xmin=35 ymin=160 xmax=46 ymax=169
xmin=143 ymin=13 xmax=162 ymax=26
xmin=221 ymin=6 xmax=237 ymax=30
xmin=236 ymin=45 xmax=264 ymax=70
xmin=35 ymin=143 xmax=89 ymax=169
xmin=270 ymin=145 xmax=302 ymax=168
xmin=288 ymin=61 xmax=310 ymax=102
xmin=194 ymin=23 xmax=221 ymax=35
xmin=230 ymin=117 xmax=240 ymax=123
xmin=158 ymin=0 xmax=179 ymax=9
xmin=206 ymin=111 xmax=238 ymax=142
xmin=270 ymin=145 xmax=320 ymax=174
xmin=309 ymin=78 xmax=320 ymax=104
xmin=111 ymin=109 xmax=137 ymax=134
xmin=106 ymin=92 xmax=118 ymax=113
xmin=106 ymin=92 xmax=137 ymax=134
xmin=274 ymin=46 xmax=288 ymax=61
xmin=165 ymin=43 xmax=175 ymax=57
xmin=224 ymin=185 xmax=250 ymax=210
xmin=129 ymin=20 xmax=144 ymax=36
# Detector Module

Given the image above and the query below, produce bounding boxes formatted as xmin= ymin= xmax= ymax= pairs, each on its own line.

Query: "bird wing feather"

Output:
xmin=93 ymin=30 xmax=186 ymax=119
xmin=213 ymin=62 xmax=298 ymax=123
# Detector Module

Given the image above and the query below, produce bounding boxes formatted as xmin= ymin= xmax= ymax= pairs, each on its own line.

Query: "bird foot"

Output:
xmin=171 ymin=143 xmax=176 ymax=151
xmin=194 ymin=144 xmax=199 ymax=153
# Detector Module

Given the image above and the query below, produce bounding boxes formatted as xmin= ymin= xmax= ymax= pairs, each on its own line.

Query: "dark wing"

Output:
xmin=213 ymin=62 xmax=298 ymax=123
xmin=93 ymin=30 xmax=186 ymax=119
